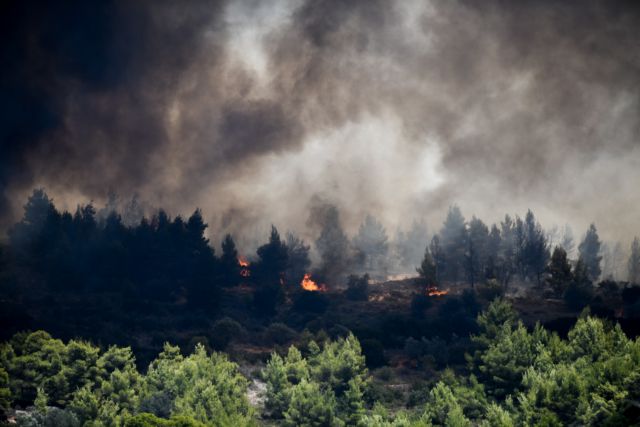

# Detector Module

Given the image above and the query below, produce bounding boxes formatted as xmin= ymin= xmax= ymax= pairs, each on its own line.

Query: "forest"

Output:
xmin=1 ymin=190 xmax=639 ymax=426
xmin=3 ymin=0 xmax=640 ymax=424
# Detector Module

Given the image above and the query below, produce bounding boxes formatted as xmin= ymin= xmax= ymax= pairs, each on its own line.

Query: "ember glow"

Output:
xmin=427 ymin=286 xmax=449 ymax=297
xmin=238 ymin=256 xmax=250 ymax=277
xmin=300 ymin=274 xmax=326 ymax=292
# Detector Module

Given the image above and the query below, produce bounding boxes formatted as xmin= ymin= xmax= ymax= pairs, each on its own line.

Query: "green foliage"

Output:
xmin=15 ymin=406 xmax=80 ymax=427
xmin=34 ymin=387 xmax=48 ymax=413
xmin=0 ymin=367 xmax=11 ymax=417
xmin=3 ymin=305 xmax=640 ymax=427
xmin=282 ymin=379 xmax=341 ymax=427
xmin=478 ymin=322 xmax=538 ymax=398
xmin=69 ymin=345 xmax=143 ymax=426
xmin=480 ymin=403 xmax=514 ymax=427
xmin=124 ymin=413 xmax=206 ymax=427
xmin=422 ymin=382 xmax=470 ymax=426
xmin=263 ymin=334 xmax=369 ymax=425
xmin=1 ymin=333 xmax=253 ymax=427
xmin=144 ymin=343 xmax=252 ymax=426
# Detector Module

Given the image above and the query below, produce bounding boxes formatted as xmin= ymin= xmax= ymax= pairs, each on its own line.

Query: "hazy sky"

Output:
xmin=1 ymin=0 xmax=639 ymax=249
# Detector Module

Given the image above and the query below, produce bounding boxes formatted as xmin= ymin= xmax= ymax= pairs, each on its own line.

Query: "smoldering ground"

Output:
xmin=1 ymin=0 xmax=639 ymax=250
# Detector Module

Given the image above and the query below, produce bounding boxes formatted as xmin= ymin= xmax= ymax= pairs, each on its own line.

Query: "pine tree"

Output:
xmin=546 ymin=247 xmax=573 ymax=297
xmin=578 ymin=223 xmax=602 ymax=282
xmin=499 ymin=215 xmax=517 ymax=288
xmin=521 ymin=210 xmax=549 ymax=285
xmin=256 ymin=226 xmax=289 ymax=285
xmin=314 ymin=204 xmax=350 ymax=284
xmin=353 ymin=215 xmax=389 ymax=277
xmin=220 ymin=234 xmax=240 ymax=287
xmin=285 ymin=232 xmax=311 ymax=286
xmin=465 ymin=217 xmax=489 ymax=288
xmin=628 ymin=237 xmax=640 ymax=284
xmin=417 ymin=246 xmax=437 ymax=287
xmin=560 ymin=224 xmax=575 ymax=257
xmin=430 ymin=235 xmax=445 ymax=284
xmin=440 ymin=206 xmax=467 ymax=282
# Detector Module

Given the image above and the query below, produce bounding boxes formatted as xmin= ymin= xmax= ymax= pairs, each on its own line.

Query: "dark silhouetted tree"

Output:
xmin=498 ymin=215 xmax=517 ymax=287
xmin=255 ymin=226 xmax=289 ymax=286
xmin=521 ymin=210 xmax=549 ymax=285
xmin=220 ymin=234 xmax=240 ymax=287
xmin=429 ymin=235 xmax=444 ymax=284
xmin=396 ymin=220 xmax=429 ymax=271
xmin=578 ymin=223 xmax=602 ymax=282
xmin=253 ymin=227 xmax=288 ymax=317
xmin=345 ymin=274 xmax=369 ymax=301
xmin=439 ymin=206 xmax=467 ymax=282
xmin=560 ymin=224 xmax=575 ymax=257
xmin=564 ymin=257 xmax=593 ymax=310
xmin=628 ymin=237 xmax=640 ymax=285
xmin=352 ymin=215 xmax=389 ymax=278
xmin=417 ymin=246 xmax=437 ymax=288
xmin=546 ymin=247 xmax=573 ymax=297
xmin=465 ymin=216 xmax=489 ymax=288
xmin=285 ymin=232 xmax=311 ymax=287
xmin=314 ymin=205 xmax=349 ymax=284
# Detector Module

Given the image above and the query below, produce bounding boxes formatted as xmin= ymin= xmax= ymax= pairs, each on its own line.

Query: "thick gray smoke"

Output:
xmin=2 ymin=0 xmax=639 ymax=251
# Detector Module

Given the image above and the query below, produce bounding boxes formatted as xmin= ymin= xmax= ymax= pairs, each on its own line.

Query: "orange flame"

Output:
xmin=301 ymin=273 xmax=326 ymax=292
xmin=238 ymin=256 xmax=250 ymax=277
xmin=427 ymin=286 xmax=449 ymax=297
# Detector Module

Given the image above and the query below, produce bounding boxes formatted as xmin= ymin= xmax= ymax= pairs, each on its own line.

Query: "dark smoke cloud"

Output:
xmin=1 ymin=0 xmax=639 ymax=249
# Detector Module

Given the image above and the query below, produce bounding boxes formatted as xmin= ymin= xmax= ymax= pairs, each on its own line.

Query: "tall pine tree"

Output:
xmin=578 ymin=223 xmax=602 ymax=282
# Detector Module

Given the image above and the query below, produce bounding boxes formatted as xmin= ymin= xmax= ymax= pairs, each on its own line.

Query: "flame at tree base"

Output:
xmin=238 ymin=257 xmax=250 ymax=277
xmin=427 ymin=286 xmax=449 ymax=297
xmin=301 ymin=274 xmax=326 ymax=292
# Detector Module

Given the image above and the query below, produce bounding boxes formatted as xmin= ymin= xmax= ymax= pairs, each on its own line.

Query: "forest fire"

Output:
xmin=427 ymin=286 xmax=449 ymax=297
xmin=238 ymin=257 xmax=250 ymax=277
xmin=300 ymin=274 xmax=326 ymax=292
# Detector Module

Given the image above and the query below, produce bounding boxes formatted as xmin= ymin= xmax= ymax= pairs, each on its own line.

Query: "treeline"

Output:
xmin=419 ymin=206 xmax=640 ymax=292
xmin=1 ymin=300 xmax=639 ymax=425
xmin=4 ymin=189 xmax=316 ymax=305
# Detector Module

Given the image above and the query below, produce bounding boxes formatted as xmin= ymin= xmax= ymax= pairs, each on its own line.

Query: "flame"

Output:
xmin=427 ymin=286 xmax=449 ymax=297
xmin=301 ymin=273 xmax=326 ymax=292
xmin=238 ymin=256 xmax=250 ymax=277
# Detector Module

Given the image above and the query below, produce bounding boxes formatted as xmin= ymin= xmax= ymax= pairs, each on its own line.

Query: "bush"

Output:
xmin=477 ymin=279 xmax=504 ymax=301
xmin=125 ymin=413 xmax=206 ymax=427
xmin=345 ymin=274 xmax=369 ymax=301
xmin=264 ymin=323 xmax=297 ymax=346
xmin=360 ymin=339 xmax=386 ymax=369
xmin=564 ymin=281 xmax=593 ymax=311
xmin=292 ymin=292 xmax=329 ymax=314
xmin=210 ymin=317 xmax=245 ymax=350
xmin=410 ymin=293 xmax=431 ymax=318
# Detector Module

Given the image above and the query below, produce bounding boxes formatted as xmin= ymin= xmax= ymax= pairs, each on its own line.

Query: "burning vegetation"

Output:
xmin=238 ymin=256 xmax=250 ymax=277
xmin=427 ymin=286 xmax=449 ymax=297
xmin=300 ymin=273 xmax=326 ymax=292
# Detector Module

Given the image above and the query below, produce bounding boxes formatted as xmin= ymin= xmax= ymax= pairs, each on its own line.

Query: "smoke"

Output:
xmin=2 ymin=0 xmax=639 ymax=248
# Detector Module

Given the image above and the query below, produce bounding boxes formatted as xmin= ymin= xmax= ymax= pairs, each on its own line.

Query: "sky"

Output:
xmin=1 ymin=0 xmax=639 ymax=250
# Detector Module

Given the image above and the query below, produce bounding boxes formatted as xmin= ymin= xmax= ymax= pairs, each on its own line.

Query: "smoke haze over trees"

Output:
xmin=1 ymin=0 xmax=639 ymax=252
xmin=3 ymin=1 xmax=640 ymax=425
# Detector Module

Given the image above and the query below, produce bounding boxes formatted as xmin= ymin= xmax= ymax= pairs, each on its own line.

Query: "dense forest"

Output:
xmin=1 ymin=302 xmax=639 ymax=425
xmin=1 ymin=190 xmax=640 ymax=425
